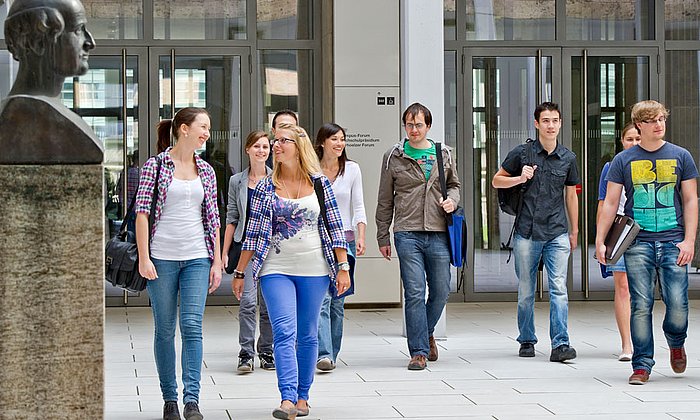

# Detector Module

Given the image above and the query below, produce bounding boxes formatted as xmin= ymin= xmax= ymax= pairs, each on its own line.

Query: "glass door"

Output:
xmin=150 ymin=47 xmax=251 ymax=303
xmin=563 ymin=48 xmax=659 ymax=298
xmin=65 ymin=48 xmax=149 ymax=306
xmin=463 ymin=48 xmax=561 ymax=301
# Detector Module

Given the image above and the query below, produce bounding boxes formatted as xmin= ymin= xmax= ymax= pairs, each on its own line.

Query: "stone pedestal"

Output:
xmin=0 ymin=165 xmax=103 ymax=419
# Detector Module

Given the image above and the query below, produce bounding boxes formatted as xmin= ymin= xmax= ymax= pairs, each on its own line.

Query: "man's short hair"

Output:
xmin=631 ymin=100 xmax=669 ymax=123
xmin=534 ymin=102 xmax=561 ymax=121
xmin=402 ymin=102 xmax=432 ymax=127
xmin=272 ymin=109 xmax=298 ymax=129
xmin=5 ymin=3 xmax=66 ymax=61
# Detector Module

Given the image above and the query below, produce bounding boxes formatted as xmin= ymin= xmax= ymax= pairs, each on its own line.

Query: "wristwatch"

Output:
xmin=233 ymin=269 xmax=245 ymax=279
xmin=337 ymin=261 xmax=351 ymax=272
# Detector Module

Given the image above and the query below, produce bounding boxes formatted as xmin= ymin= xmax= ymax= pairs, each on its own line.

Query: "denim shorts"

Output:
xmin=606 ymin=254 xmax=626 ymax=273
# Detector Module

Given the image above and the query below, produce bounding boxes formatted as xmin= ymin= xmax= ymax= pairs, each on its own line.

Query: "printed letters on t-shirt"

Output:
xmin=631 ymin=158 xmax=678 ymax=232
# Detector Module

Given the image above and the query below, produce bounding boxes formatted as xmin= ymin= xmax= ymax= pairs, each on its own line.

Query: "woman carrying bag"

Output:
xmin=232 ymin=123 xmax=350 ymax=419
xmin=222 ymin=130 xmax=275 ymax=372
xmin=135 ymin=107 xmax=222 ymax=420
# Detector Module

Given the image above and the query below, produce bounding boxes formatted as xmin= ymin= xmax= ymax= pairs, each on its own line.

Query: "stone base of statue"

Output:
xmin=0 ymin=165 xmax=104 ymax=419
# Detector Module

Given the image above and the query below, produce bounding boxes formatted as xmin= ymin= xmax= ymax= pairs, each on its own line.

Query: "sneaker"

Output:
xmin=618 ymin=352 xmax=633 ymax=362
xmin=550 ymin=344 xmax=577 ymax=362
xmin=237 ymin=354 xmax=254 ymax=373
xmin=183 ymin=402 xmax=204 ymax=420
xmin=428 ymin=335 xmax=439 ymax=361
xmin=259 ymin=352 xmax=276 ymax=370
xmin=316 ymin=357 xmax=335 ymax=371
xmin=407 ymin=355 xmax=427 ymax=370
xmin=670 ymin=347 xmax=687 ymax=373
xmin=519 ymin=343 xmax=535 ymax=358
xmin=629 ymin=369 xmax=650 ymax=385
xmin=162 ymin=401 xmax=181 ymax=420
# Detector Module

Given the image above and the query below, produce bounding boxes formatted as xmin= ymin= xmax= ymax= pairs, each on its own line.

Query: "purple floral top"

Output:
xmin=134 ymin=148 xmax=220 ymax=260
xmin=243 ymin=174 xmax=347 ymax=295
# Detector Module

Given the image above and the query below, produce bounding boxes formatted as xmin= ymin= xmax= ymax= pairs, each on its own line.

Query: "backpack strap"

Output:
xmin=501 ymin=139 xmax=536 ymax=262
xmin=313 ymin=177 xmax=332 ymax=235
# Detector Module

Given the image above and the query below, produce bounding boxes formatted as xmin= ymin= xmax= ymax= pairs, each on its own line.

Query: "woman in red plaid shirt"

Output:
xmin=135 ymin=107 xmax=222 ymax=420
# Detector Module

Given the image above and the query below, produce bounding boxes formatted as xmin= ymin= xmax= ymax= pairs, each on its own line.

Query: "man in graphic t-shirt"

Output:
xmin=596 ymin=100 xmax=699 ymax=385
xmin=376 ymin=102 xmax=461 ymax=370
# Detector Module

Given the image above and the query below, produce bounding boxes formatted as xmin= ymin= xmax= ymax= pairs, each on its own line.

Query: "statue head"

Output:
xmin=4 ymin=0 xmax=95 ymax=95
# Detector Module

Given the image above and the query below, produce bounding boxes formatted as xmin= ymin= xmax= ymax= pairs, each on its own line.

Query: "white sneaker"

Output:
xmin=316 ymin=357 xmax=335 ymax=371
xmin=618 ymin=352 xmax=632 ymax=362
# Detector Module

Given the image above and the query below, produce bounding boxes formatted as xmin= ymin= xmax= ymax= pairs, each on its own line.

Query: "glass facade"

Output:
xmin=154 ymin=0 xmax=247 ymax=40
xmin=84 ymin=0 xmax=143 ymax=39
xmin=257 ymin=0 xmax=312 ymax=39
xmin=566 ymin=0 xmax=654 ymax=40
xmin=665 ymin=0 xmax=700 ymax=40
xmin=466 ymin=0 xmax=555 ymax=40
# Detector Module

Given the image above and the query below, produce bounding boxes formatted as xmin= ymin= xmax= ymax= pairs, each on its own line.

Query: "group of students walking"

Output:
xmin=132 ymin=99 xmax=697 ymax=420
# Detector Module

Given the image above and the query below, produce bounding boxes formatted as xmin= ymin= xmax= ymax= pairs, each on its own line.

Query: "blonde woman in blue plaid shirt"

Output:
xmin=233 ymin=123 xmax=350 ymax=419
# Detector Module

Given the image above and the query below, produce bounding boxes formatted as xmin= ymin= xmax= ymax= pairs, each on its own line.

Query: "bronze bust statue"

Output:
xmin=0 ymin=0 xmax=103 ymax=164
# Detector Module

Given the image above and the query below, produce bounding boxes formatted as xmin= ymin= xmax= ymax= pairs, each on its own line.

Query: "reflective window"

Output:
xmin=444 ymin=51 xmax=457 ymax=146
xmin=445 ymin=0 xmax=456 ymax=40
xmin=154 ymin=0 xmax=246 ymax=40
xmin=257 ymin=0 xmax=312 ymax=39
xmin=0 ymin=50 xmax=18 ymax=99
xmin=665 ymin=51 xmax=700 ymax=187
xmin=258 ymin=50 xmax=313 ymax=132
xmin=566 ymin=0 xmax=654 ymax=40
xmin=83 ymin=0 xmax=143 ymax=39
xmin=665 ymin=0 xmax=700 ymax=40
xmin=466 ymin=0 xmax=554 ymax=40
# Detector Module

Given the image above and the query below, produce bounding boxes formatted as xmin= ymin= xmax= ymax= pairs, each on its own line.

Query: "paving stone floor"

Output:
xmin=105 ymin=300 xmax=700 ymax=419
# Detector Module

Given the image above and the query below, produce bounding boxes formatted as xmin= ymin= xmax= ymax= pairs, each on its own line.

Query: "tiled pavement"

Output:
xmin=106 ymin=301 xmax=700 ymax=419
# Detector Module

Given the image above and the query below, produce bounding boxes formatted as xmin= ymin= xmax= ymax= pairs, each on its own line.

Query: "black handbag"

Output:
xmin=105 ymin=157 xmax=162 ymax=292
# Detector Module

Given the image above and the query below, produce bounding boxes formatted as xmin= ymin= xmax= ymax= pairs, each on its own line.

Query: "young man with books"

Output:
xmin=596 ymin=100 xmax=698 ymax=385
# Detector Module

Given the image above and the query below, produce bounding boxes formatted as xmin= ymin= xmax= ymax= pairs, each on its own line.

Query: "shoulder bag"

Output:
xmin=105 ymin=157 xmax=162 ymax=292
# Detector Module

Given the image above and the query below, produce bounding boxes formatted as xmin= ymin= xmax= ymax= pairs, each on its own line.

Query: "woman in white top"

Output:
xmin=232 ymin=123 xmax=350 ymax=419
xmin=313 ymin=123 xmax=367 ymax=371
xmin=136 ymin=107 xmax=222 ymax=420
xmin=596 ymin=121 xmax=641 ymax=362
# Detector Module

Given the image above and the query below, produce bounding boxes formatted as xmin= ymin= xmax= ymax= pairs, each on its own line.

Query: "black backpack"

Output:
xmin=497 ymin=138 xmax=536 ymax=261
xmin=497 ymin=138 xmax=535 ymax=216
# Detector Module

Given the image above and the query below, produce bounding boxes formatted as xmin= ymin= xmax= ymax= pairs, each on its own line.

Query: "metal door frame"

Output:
xmin=562 ymin=47 xmax=659 ymax=301
xmin=147 ymin=47 xmax=253 ymax=305
xmin=460 ymin=47 xmax=562 ymax=303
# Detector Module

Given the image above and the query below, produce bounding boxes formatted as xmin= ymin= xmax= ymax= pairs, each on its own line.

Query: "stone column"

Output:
xmin=0 ymin=164 xmax=104 ymax=419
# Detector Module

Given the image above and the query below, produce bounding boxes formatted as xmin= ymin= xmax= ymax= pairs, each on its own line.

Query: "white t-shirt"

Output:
xmin=150 ymin=177 xmax=209 ymax=261
xmin=258 ymin=192 xmax=329 ymax=278
xmin=331 ymin=160 xmax=367 ymax=233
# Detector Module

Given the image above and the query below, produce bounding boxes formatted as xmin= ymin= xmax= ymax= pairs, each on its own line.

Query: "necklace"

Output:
xmin=281 ymin=175 xmax=303 ymax=199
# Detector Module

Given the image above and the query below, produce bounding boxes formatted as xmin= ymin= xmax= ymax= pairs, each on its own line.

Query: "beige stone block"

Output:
xmin=0 ymin=165 xmax=104 ymax=419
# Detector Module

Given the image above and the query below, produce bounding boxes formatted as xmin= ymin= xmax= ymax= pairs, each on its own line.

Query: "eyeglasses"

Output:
xmin=271 ymin=137 xmax=296 ymax=145
xmin=404 ymin=123 xmax=425 ymax=130
xmin=641 ymin=116 xmax=667 ymax=124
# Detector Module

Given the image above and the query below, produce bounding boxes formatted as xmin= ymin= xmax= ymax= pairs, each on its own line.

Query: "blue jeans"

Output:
xmin=514 ymin=233 xmax=570 ymax=348
xmin=625 ymin=240 xmax=689 ymax=373
xmin=317 ymin=240 xmax=356 ymax=363
xmin=147 ymin=257 xmax=211 ymax=404
xmin=393 ymin=231 xmax=451 ymax=357
xmin=260 ymin=274 xmax=329 ymax=403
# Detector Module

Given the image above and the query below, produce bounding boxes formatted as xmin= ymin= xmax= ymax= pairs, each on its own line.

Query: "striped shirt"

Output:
xmin=135 ymin=148 xmax=220 ymax=260
xmin=243 ymin=174 xmax=347 ymax=295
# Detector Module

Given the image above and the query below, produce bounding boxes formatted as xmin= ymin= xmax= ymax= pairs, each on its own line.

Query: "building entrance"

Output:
xmin=462 ymin=47 xmax=667 ymax=302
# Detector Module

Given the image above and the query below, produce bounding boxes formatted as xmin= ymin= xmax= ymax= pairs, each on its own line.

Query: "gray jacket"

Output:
xmin=226 ymin=166 xmax=272 ymax=242
xmin=376 ymin=141 xmax=461 ymax=247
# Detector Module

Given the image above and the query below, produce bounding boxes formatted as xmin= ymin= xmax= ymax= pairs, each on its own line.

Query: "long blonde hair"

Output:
xmin=272 ymin=123 xmax=321 ymax=187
